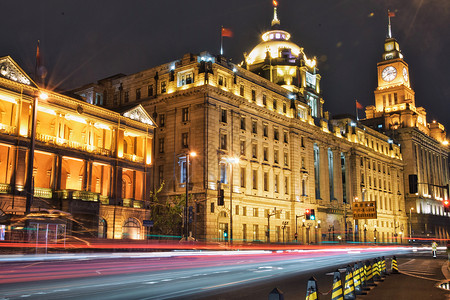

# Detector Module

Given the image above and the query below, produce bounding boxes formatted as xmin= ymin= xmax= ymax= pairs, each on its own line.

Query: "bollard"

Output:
xmin=359 ymin=262 xmax=367 ymax=289
xmin=331 ymin=270 xmax=344 ymax=300
xmin=343 ymin=265 xmax=355 ymax=300
xmin=365 ymin=260 xmax=375 ymax=286
xmin=305 ymin=277 xmax=319 ymax=300
xmin=391 ymin=256 xmax=399 ymax=274
xmin=372 ymin=258 xmax=381 ymax=281
xmin=353 ymin=262 xmax=364 ymax=295
xmin=269 ymin=287 xmax=284 ymax=300
xmin=381 ymin=256 xmax=387 ymax=276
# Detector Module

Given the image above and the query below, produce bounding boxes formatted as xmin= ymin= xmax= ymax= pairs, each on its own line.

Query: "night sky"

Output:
xmin=2 ymin=0 xmax=449 ymax=130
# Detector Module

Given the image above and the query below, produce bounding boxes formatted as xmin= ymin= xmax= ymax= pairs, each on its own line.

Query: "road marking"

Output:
xmin=201 ymin=274 xmax=273 ymax=290
xmin=161 ymin=279 xmax=173 ymax=282
xmin=144 ymin=282 xmax=157 ymax=284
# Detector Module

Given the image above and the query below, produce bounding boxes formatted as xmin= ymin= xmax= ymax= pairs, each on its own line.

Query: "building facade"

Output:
xmin=74 ymin=7 xmax=407 ymax=244
xmin=362 ymin=19 xmax=450 ymax=240
xmin=0 ymin=56 xmax=155 ymax=241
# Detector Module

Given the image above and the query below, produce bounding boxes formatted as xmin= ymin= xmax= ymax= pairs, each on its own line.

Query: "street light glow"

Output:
xmin=190 ymin=152 xmax=197 ymax=157
xmin=39 ymin=92 xmax=48 ymax=100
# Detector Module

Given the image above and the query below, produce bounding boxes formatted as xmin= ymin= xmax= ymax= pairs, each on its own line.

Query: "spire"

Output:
xmin=387 ymin=10 xmax=396 ymax=38
xmin=271 ymin=0 xmax=280 ymax=27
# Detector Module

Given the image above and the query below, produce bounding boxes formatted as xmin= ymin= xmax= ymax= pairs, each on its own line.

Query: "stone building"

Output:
xmin=362 ymin=16 xmax=450 ymax=240
xmin=0 ymin=56 xmax=155 ymax=241
xmin=73 ymin=6 xmax=407 ymax=244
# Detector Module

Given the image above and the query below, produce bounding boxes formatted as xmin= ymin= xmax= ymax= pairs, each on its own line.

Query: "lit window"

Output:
xmin=182 ymin=107 xmax=189 ymax=122
xmin=182 ymin=133 xmax=189 ymax=148
xmin=161 ymin=81 xmax=167 ymax=93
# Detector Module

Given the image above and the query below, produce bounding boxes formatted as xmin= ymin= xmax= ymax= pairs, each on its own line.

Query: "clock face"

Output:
xmin=381 ymin=66 xmax=397 ymax=82
xmin=403 ymin=67 xmax=408 ymax=82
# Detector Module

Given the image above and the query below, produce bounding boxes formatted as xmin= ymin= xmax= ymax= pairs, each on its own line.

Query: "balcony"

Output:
xmin=34 ymin=187 xmax=52 ymax=199
xmin=123 ymin=153 xmax=144 ymax=163
xmin=35 ymin=133 xmax=111 ymax=156
xmin=0 ymin=123 xmax=16 ymax=135
xmin=123 ymin=198 xmax=145 ymax=208
xmin=0 ymin=183 xmax=11 ymax=194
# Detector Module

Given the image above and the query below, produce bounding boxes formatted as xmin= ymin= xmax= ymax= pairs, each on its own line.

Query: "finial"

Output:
xmin=387 ymin=10 xmax=396 ymax=38
xmin=271 ymin=0 xmax=280 ymax=27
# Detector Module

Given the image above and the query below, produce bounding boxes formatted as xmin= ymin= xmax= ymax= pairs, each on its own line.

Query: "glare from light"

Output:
xmin=39 ymin=92 xmax=48 ymax=100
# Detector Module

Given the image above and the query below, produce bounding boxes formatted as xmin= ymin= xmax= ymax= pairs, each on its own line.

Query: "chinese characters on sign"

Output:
xmin=352 ymin=201 xmax=377 ymax=219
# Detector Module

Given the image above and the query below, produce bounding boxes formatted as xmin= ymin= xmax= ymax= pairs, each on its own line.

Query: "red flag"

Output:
xmin=356 ymin=100 xmax=363 ymax=110
xmin=273 ymin=0 xmax=278 ymax=7
xmin=221 ymin=27 xmax=233 ymax=38
xmin=388 ymin=11 xmax=396 ymax=17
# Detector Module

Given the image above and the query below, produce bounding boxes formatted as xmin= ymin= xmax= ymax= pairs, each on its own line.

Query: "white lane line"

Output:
xmin=201 ymin=274 xmax=274 ymax=290
xmin=143 ymin=282 xmax=157 ymax=284
xmin=161 ymin=279 xmax=173 ymax=282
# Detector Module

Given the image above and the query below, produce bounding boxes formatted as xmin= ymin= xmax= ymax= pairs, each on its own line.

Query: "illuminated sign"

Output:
xmin=352 ymin=201 xmax=377 ymax=219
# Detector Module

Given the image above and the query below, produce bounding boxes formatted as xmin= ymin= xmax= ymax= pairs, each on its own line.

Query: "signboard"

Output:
xmin=352 ymin=201 xmax=377 ymax=219
xmin=143 ymin=220 xmax=154 ymax=227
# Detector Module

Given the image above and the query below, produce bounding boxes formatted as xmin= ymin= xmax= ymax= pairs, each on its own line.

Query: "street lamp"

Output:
xmin=225 ymin=156 xmax=239 ymax=244
xmin=374 ymin=225 xmax=377 ymax=243
xmin=295 ymin=214 xmax=302 ymax=242
xmin=267 ymin=207 xmax=276 ymax=243
xmin=363 ymin=224 xmax=367 ymax=243
xmin=409 ymin=207 xmax=414 ymax=241
xmin=185 ymin=151 xmax=196 ymax=241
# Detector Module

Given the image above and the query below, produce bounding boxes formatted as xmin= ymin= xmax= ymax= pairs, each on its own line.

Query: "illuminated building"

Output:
xmin=362 ymin=15 xmax=449 ymax=240
xmin=0 ymin=56 xmax=155 ymax=241
xmin=72 ymin=4 xmax=407 ymax=244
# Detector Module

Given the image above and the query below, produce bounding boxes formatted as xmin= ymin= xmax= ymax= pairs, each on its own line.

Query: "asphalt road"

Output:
xmin=0 ymin=247 xmax=416 ymax=299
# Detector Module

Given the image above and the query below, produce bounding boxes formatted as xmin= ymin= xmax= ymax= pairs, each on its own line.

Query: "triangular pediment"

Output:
xmin=122 ymin=104 xmax=155 ymax=126
xmin=0 ymin=56 xmax=37 ymax=87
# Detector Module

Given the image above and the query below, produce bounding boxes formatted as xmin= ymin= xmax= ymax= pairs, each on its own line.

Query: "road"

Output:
xmin=0 ymin=247 xmax=423 ymax=299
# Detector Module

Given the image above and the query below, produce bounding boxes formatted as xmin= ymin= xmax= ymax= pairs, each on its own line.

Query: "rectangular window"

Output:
xmin=284 ymin=176 xmax=289 ymax=194
xmin=394 ymin=93 xmax=398 ymax=104
xmin=243 ymin=206 xmax=247 ymax=216
xmin=220 ymin=133 xmax=227 ymax=150
xmin=161 ymin=81 xmax=167 ymax=93
xmin=274 ymin=174 xmax=279 ymax=193
xmin=253 ymin=207 xmax=258 ymax=217
xmin=124 ymin=91 xmax=129 ymax=103
xmin=136 ymin=88 xmax=141 ymax=100
xmin=240 ymin=140 xmax=246 ymax=156
xmin=182 ymin=107 xmax=189 ymax=122
xmin=252 ymin=120 xmax=257 ymax=134
xmin=240 ymin=117 xmax=246 ymax=130
xmin=240 ymin=85 xmax=244 ymax=96
xmin=252 ymin=144 xmax=257 ymax=159
xmin=159 ymin=138 xmax=165 ymax=153
xmin=242 ymin=224 xmax=247 ymax=241
xmin=221 ymin=109 xmax=227 ymax=123
xmin=388 ymin=94 xmax=392 ymax=105
xmin=263 ymin=124 xmax=268 ymax=137
xmin=341 ymin=153 xmax=347 ymax=203
xmin=314 ymin=143 xmax=320 ymax=199
xmin=283 ymin=102 xmax=287 ymax=114
xmin=251 ymin=89 xmax=256 ymax=102
xmin=328 ymin=148 xmax=334 ymax=201
xmin=302 ymin=178 xmax=306 ymax=196
xmin=182 ymin=132 xmax=189 ymax=148
xmin=240 ymin=167 xmax=246 ymax=187
xmin=274 ymin=128 xmax=279 ymax=141
xmin=274 ymin=149 xmax=279 ymax=164
xmin=273 ymin=99 xmax=277 ymax=110
xmin=148 ymin=84 xmax=153 ymax=97
xmin=383 ymin=94 xmax=386 ymax=106
xmin=301 ymin=136 xmax=305 ymax=147
xmin=252 ymin=169 xmax=257 ymax=189
xmin=180 ymin=160 xmax=187 ymax=183
xmin=263 ymin=94 xmax=267 ymax=107
xmin=220 ymin=163 xmax=227 ymax=184
xmin=211 ymin=202 xmax=215 ymax=213
xmin=218 ymin=74 xmax=224 ymax=86
xmin=264 ymin=172 xmax=268 ymax=191
xmin=158 ymin=165 xmax=164 ymax=186
xmin=283 ymin=132 xmax=288 ymax=143
xmin=253 ymin=224 xmax=258 ymax=241
xmin=263 ymin=147 xmax=268 ymax=161
xmin=186 ymin=73 xmax=192 ymax=84
xmin=284 ymin=152 xmax=288 ymax=166
xmin=159 ymin=114 xmax=165 ymax=127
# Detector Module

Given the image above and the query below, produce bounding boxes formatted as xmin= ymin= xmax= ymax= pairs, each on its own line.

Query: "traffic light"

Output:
xmin=444 ymin=200 xmax=450 ymax=213
xmin=409 ymin=174 xmax=418 ymax=194
xmin=218 ymin=189 xmax=224 ymax=206
xmin=310 ymin=209 xmax=316 ymax=220
xmin=305 ymin=209 xmax=311 ymax=220
xmin=188 ymin=206 xmax=194 ymax=223
xmin=223 ymin=230 xmax=228 ymax=239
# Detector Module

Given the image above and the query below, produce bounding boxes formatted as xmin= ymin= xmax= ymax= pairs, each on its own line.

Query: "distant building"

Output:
xmin=362 ymin=16 xmax=449 ymax=240
xmin=0 ymin=56 xmax=155 ymax=242
xmin=74 ymin=5 xmax=407 ymax=244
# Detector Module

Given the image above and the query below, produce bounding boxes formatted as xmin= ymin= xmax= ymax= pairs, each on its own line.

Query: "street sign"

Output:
xmin=143 ymin=220 xmax=154 ymax=227
xmin=352 ymin=201 xmax=377 ymax=219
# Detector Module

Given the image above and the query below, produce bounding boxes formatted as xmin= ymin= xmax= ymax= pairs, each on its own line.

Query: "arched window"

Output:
xmin=98 ymin=218 xmax=107 ymax=239
xmin=122 ymin=218 xmax=140 ymax=240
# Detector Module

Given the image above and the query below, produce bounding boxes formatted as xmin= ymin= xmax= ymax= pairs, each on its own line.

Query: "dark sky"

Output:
xmin=2 ymin=0 xmax=449 ymax=130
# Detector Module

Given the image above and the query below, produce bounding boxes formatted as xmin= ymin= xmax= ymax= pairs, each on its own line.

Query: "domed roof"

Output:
xmin=246 ymin=29 xmax=303 ymax=65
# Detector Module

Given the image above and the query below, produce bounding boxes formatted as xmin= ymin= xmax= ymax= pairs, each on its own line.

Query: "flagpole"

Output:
xmin=356 ymin=100 xmax=359 ymax=121
xmin=220 ymin=26 xmax=223 ymax=55
xmin=388 ymin=10 xmax=392 ymax=38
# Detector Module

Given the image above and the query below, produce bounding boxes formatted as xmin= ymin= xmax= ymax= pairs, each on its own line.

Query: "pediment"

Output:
xmin=0 ymin=56 xmax=37 ymax=87
xmin=122 ymin=104 xmax=155 ymax=126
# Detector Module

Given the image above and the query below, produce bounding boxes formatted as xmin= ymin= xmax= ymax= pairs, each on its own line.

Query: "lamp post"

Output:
xmin=363 ymin=224 xmax=367 ymax=243
xmin=267 ymin=207 xmax=276 ymax=243
xmin=185 ymin=151 xmax=196 ymax=241
xmin=409 ymin=207 xmax=414 ymax=241
xmin=227 ymin=156 xmax=239 ymax=244
xmin=374 ymin=225 xmax=377 ymax=243
xmin=295 ymin=214 xmax=302 ymax=242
